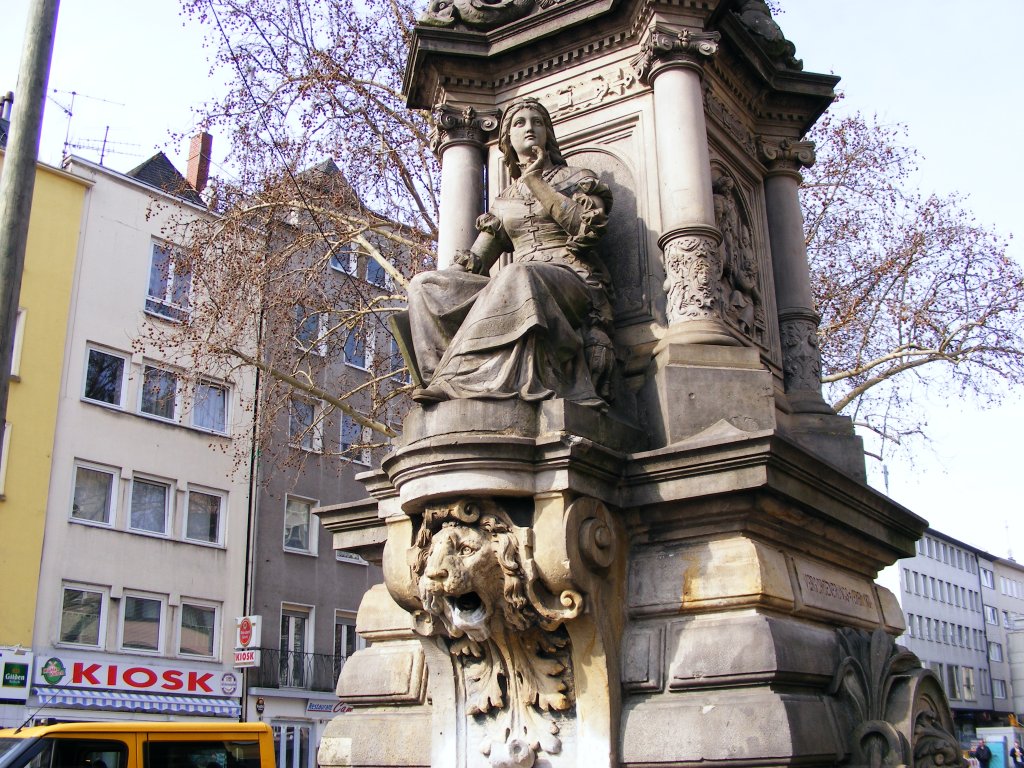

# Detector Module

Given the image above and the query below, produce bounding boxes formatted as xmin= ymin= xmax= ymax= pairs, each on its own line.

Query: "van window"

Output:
xmin=2 ymin=739 xmax=130 ymax=768
xmin=145 ymin=740 xmax=262 ymax=768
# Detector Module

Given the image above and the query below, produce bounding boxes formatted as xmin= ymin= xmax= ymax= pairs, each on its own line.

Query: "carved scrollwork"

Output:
xmin=830 ymin=628 xmax=965 ymax=768
xmin=430 ymin=104 xmax=501 ymax=157
xmin=421 ymin=0 xmax=533 ymax=31
xmin=662 ymin=231 xmax=724 ymax=324
xmin=632 ymin=24 xmax=720 ymax=84
xmin=759 ymin=138 xmax=816 ymax=174
xmin=409 ymin=498 xmax=581 ymax=767
xmin=779 ymin=312 xmax=821 ymax=393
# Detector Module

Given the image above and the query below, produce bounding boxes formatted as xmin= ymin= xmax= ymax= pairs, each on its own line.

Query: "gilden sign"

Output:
xmin=34 ymin=655 xmax=234 ymax=696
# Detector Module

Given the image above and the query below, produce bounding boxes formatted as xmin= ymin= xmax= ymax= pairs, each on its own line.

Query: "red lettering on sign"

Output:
xmin=162 ymin=670 xmax=183 ymax=691
xmin=124 ymin=667 xmax=158 ymax=688
xmin=72 ymin=663 xmax=101 ymax=685
xmin=188 ymin=671 xmax=213 ymax=693
xmin=107 ymin=665 xmax=117 ymax=686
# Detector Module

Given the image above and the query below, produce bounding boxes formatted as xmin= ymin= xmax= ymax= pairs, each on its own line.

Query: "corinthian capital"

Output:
xmin=758 ymin=138 xmax=816 ymax=173
xmin=632 ymin=24 xmax=720 ymax=84
xmin=430 ymin=104 xmax=501 ymax=156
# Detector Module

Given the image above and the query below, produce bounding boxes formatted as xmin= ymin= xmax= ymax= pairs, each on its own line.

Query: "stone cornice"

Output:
xmin=632 ymin=23 xmax=720 ymax=85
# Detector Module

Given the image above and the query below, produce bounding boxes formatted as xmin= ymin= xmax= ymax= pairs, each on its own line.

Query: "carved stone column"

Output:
xmin=760 ymin=138 xmax=833 ymax=414
xmin=432 ymin=104 xmax=500 ymax=270
xmin=634 ymin=24 xmax=738 ymax=347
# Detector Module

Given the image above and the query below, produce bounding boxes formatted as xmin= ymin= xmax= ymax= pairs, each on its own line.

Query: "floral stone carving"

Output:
xmin=421 ymin=0 xmax=534 ymax=31
xmin=407 ymin=496 xmax=620 ymax=767
xmin=831 ymin=628 xmax=964 ymax=768
xmin=712 ymin=172 xmax=764 ymax=344
xmin=662 ymin=230 xmax=724 ymax=325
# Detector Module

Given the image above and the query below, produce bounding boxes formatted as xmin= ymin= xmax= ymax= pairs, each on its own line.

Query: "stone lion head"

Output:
xmin=412 ymin=501 xmax=532 ymax=641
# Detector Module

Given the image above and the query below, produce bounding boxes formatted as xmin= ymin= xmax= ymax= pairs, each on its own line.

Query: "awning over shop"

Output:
xmin=32 ymin=687 xmax=241 ymax=718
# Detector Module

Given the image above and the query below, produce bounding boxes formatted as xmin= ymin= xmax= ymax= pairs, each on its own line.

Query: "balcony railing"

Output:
xmin=248 ymin=648 xmax=342 ymax=693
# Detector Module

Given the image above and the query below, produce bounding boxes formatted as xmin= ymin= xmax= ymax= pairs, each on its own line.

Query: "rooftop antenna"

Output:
xmin=47 ymin=88 xmax=125 ymax=159
xmin=1007 ymin=520 xmax=1014 ymax=562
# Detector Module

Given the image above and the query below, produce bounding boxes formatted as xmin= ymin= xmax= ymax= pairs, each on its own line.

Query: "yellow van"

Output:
xmin=0 ymin=722 xmax=274 ymax=768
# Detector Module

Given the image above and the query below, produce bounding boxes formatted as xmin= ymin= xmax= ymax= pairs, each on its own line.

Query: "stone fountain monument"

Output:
xmin=315 ymin=1 xmax=965 ymax=766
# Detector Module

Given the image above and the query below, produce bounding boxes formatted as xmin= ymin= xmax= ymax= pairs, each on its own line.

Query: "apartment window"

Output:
xmin=922 ymin=577 xmax=929 ymax=599
xmin=907 ymin=613 xmax=915 ymax=636
xmin=284 ymin=496 xmax=316 ymax=553
xmin=913 ymin=572 xmax=920 ymax=595
xmin=962 ymin=667 xmax=976 ymax=701
xmin=185 ymin=488 xmax=223 ymax=544
xmin=140 ymin=365 xmax=178 ymax=420
xmin=179 ymin=602 xmax=217 ymax=657
xmin=288 ymin=399 xmax=321 ymax=452
xmin=924 ymin=618 xmax=932 ymax=640
xmin=915 ymin=615 xmax=923 ymax=638
xmin=120 ymin=593 xmax=163 ymax=653
xmin=59 ymin=585 xmax=106 ymax=647
xmin=946 ymin=665 xmax=961 ymax=699
xmin=917 ymin=538 xmax=926 ymax=555
xmin=903 ymin=569 xmax=911 ymax=593
xmin=71 ymin=462 xmax=118 ymax=525
xmin=130 ymin=477 xmax=170 ymax=534
xmin=989 ymin=641 xmax=1004 ymax=662
xmin=83 ymin=347 xmax=127 ymax=407
xmin=927 ymin=538 xmax=935 ymax=558
xmin=329 ymin=242 xmax=359 ymax=275
xmin=193 ymin=381 xmax=228 ymax=433
xmin=341 ymin=415 xmax=371 ymax=465
xmin=9 ymin=309 xmax=25 ymax=377
xmin=280 ymin=607 xmax=310 ymax=688
xmin=981 ymin=670 xmax=991 ymax=695
xmin=957 ymin=550 xmax=964 ymax=570
xmin=333 ymin=614 xmax=364 ymax=683
xmin=366 ymin=257 xmax=389 ymax=288
xmin=981 ymin=568 xmax=995 ymax=589
xmin=146 ymin=242 xmax=191 ymax=321
xmin=993 ymin=678 xmax=1007 ymax=699
xmin=1004 ymin=611 xmax=1012 ymax=629
xmin=344 ymin=322 xmax=374 ymax=369
xmin=294 ymin=306 xmax=326 ymax=355
xmin=985 ymin=605 xmax=998 ymax=625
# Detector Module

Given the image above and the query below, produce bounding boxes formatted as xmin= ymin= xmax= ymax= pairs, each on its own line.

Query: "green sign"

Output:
xmin=2 ymin=663 xmax=28 ymax=688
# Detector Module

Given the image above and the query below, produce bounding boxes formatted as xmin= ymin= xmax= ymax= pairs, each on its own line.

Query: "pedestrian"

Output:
xmin=1009 ymin=740 xmax=1023 ymax=768
xmin=971 ymin=738 xmax=993 ymax=768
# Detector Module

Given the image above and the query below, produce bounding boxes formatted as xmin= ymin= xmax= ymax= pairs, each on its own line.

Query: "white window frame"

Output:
xmin=984 ymin=605 xmax=998 ymax=625
xmin=0 ymin=423 xmax=10 ymax=498
xmin=340 ymin=415 xmax=372 ymax=466
xmin=58 ymin=583 xmax=109 ymax=649
xmin=365 ymin=255 xmax=391 ymax=289
xmin=145 ymin=240 xmax=191 ymax=322
xmin=70 ymin=460 xmax=120 ymax=526
xmin=128 ymin=475 xmax=172 ymax=536
xmin=82 ymin=345 xmax=129 ymax=408
xmin=288 ymin=398 xmax=323 ymax=453
xmin=192 ymin=379 xmax=229 ymax=434
xmin=329 ymin=242 xmax=360 ymax=275
xmin=981 ymin=568 xmax=995 ymax=589
xmin=283 ymin=495 xmax=318 ymax=555
xmin=294 ymin=306 xmax=327 ymax=356
xmin=139 ymin=363 xmax=180 ymax=422
xmin=343 ymin=322 xmax=375 ymax=371
xmin=989 ymin=641 xmax=1004 ymax=662
xmin=177 ymin=599 xmax=220 ymax=659
xmin=993 ymin=678 xmax=1007 ymax=699
xmin=184 ymin=486 xmax=226 ymax=545
xmin=118 ymin=591 xmax=166 ymax=655
xmin=280 ymin=604 xmax=313 ymax=688
xmin=9 ymin=308 xmax=25 ymax=378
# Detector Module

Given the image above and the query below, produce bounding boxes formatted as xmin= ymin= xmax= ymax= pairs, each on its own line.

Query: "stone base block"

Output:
xmin=318 ymin=710 xmax=432 ymax=768
xmin=647 ymin=343 xmax=776 ymax=446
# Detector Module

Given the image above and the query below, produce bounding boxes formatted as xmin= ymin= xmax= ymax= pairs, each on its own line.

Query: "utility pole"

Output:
xmin=0 ymin=0 xmax=61 ymax=467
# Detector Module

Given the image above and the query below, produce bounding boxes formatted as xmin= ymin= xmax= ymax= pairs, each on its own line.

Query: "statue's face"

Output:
xmin=508 ymin=107 xmax=547 ymax=161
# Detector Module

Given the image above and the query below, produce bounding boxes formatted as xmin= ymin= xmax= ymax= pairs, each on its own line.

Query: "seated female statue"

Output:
xmin=407 ymin=97 xmax=615 ymax=408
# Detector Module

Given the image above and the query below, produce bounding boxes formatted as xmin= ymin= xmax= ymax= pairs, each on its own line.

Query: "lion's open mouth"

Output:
xmin=448 ymin=591 xmax=488 ymax=631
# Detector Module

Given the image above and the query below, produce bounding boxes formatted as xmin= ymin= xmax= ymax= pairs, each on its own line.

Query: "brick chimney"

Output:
xmin=186 ymin=131 xmax=212 ymax=193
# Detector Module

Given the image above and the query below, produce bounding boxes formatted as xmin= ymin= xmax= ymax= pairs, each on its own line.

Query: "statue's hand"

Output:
xmin=522 ymin=146 xmax=547 ymax=177
xmin=453 ymin=249 xmax=481 ymax=273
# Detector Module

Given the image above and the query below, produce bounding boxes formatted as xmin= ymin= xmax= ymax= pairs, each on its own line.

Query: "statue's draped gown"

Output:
xmin=408 ymin=164 xmax=613 ymax=406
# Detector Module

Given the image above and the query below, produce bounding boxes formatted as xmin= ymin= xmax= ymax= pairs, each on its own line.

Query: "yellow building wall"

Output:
xmin=0 ymin=157 xmax=89 ymax=648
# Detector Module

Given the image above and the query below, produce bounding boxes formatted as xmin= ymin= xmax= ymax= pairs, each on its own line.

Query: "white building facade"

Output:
xmin=21 ymin=155 xmax=256 ymax=725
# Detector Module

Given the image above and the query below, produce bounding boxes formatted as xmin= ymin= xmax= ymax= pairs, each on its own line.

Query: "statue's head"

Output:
xmin=499 ymin=98 xmax=566 ymax=178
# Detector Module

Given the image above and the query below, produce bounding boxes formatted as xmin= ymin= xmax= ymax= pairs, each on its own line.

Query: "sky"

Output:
xmin=1 ymin=0 xmax=1021 ymax=557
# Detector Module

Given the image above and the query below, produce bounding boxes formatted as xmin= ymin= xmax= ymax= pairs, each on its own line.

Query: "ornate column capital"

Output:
xmin=429 ymin=104 xmax=501 ymax=157
xmin=758 ymin=138 xmax=816 ymax=178
xmin=632 ymin=24 xmax=720 ymax=85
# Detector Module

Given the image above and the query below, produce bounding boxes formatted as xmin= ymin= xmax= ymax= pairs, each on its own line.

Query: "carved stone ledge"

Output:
xmin=430 ymin=104 xmax=501 ymax=157
xmin=632 ymin=23 xmax=720 ymax=85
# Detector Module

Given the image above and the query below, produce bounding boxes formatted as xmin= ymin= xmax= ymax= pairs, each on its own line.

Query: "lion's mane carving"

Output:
xmin=412 ymin=501 xmax=534 ymax=641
